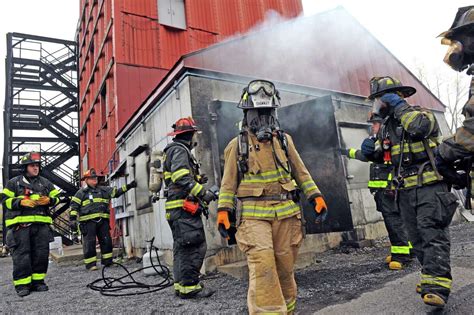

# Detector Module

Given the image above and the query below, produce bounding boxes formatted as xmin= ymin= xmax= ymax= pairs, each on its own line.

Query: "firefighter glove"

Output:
xmin=69 ymin=219 xmax=78 ymax=231
xmin=361 ymin=138 xmax=376 ymax=156
xmin=198 ymin=174 xmax=209 ymax=184
xmin=36 ymin=196 xmax=51 ymax=206
xmin=313 ymin=196 xmax=328 ymax=223
xmin=217 ymin=210 xmax=231 ymax=239
xmin=202 ymin=190 xmax=218 ymax=204
xmin=20 ymin=199 xmax=37 ymax=208
xmin=380 ymin=93 xmax=404 ymax=108
xmin=126 ymin=180 xmax=137 ymax=190
xmin=338 ymin=148 xmax=349 ymax=156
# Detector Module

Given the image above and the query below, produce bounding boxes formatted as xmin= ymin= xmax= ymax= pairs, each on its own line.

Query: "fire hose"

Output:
xmin=87 ymin=239 xmax=173 ymax=297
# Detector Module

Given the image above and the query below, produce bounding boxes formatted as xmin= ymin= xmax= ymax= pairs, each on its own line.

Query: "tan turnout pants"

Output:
xmin=236 ymin=215 xmax=303 ymax=314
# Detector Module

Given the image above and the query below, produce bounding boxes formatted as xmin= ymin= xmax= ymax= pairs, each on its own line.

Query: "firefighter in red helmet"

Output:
xmin=163 ymin=117 xmax=218 ymax=299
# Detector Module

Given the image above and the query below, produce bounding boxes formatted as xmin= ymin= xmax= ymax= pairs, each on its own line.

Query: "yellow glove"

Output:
xmin=36 ymin=196 xmax=51 ymax=206
xmin=20 ymin=199 xmax=37 ymax=208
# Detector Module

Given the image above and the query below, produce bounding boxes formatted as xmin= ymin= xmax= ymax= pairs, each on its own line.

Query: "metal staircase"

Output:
xmin=3 ymin=33 xmax=80 ymax=245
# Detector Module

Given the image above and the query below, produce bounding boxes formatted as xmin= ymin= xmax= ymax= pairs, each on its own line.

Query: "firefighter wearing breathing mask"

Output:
xmin=1 ymin=152 xmax=60 ymax=297
xmin=436 ymin=6 xmax=474 ymax=203
xmin=341 ymin=113 xmax=412 ymax=271
xmin=362 ymin=76 xmax=457 ymax=308
xmin=217 ymin=80 xmax=327 ymax=314
xmin=163 ymin=117 xmax=217 ymax=299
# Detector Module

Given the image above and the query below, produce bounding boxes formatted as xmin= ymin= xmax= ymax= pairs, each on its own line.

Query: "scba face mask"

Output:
xmin=246 ymin=109 xmax=277 ymax=142
xmin=372 ymin=98 xmax=390 ymax=119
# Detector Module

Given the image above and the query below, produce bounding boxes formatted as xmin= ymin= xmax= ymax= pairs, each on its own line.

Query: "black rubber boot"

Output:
xmin=31 ymin=281 xmax=49 ymax=292
xmin=16 ymin=285 xmax=30 ymax=297
xmin=180 ymin=286 xmax=215 ymax=299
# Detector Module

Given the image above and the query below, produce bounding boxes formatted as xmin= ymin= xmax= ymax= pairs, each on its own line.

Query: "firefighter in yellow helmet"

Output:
xmin=217 ymin=80 xmax=327 ymax=314
xmin=436 ymin=6 xmax=474 ymax=214
xmin=69 ymin=168 xmax=137 ymax=270
xmin=364 ymin=76 xmax=457 ymax=308
xmin=1 ymin=152 xmax=60 ymax=297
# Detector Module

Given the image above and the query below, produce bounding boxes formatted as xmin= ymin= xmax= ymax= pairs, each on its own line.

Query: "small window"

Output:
xmin=158 ymin=0 xmax=186 ymax=30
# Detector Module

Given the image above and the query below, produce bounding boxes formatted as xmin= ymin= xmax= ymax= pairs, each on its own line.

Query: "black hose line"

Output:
xmin=87 ymin=247 xmax=173 ymax=297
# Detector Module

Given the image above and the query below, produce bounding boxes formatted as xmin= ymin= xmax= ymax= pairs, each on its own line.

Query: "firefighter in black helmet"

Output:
xmin=436 ymin=6 xmax=474 ymax=211
xmin=341 ymin=112 xmax=411 ymax=270
xmin=1 ymin=152 xmax=60 ymax=297
xmin=69 ymin=168 xmax=137 ymax=270
xmin=163 ymin=117 xmax=218 ymax=299
xmin=362 ymin=76 xmax=457 ymax=308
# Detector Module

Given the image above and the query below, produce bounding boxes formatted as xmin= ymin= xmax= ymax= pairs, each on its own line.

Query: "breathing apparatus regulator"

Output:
xmin=439 ymin=6 xmax=474 ymax=72
xmin=238 ymin=80 xmax=281 ymax=142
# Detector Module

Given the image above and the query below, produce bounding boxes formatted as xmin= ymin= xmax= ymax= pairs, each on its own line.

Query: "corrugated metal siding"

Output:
xmin=78 ymin=0 xmax=303 ymax=176
xmin=184 ymin=7 xmax=445 ymax=111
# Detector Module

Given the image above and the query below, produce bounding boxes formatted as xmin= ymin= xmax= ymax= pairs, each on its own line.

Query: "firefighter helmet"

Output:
xmin=238 ymin=80 xmax=280 ymax=109
xmin=439 ymin=6 xmax=474 ymax=39
xmin=367 ymin=111 xmax=383 ymax=123
xmin=82 ymin=168 xmax=98 ymax=179
xmin=20 ymin=152 xmax=41 ymax=166
xmin=368 ymin=76 xmax=416 ymax=100
xmin=167 ymin=117 xmax=199 ymax=136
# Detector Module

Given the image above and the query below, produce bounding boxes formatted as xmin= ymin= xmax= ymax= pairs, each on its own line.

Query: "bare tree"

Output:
xmin=414 ymin=62 xmax=469 ymax=132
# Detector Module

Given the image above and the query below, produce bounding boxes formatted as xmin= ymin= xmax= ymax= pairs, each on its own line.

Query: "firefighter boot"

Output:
xmin=388 ymin=261 xmax=403 ymax=270
xmin=16 ymin=285 xmax=30 ymax=297
xmin=89 ymin=266 xmax=99 ymax=271
xmin=179 ymin=285 xmax=215 ymax=299
xmin=423 ymin=293 xmax=446 ymax=307
xmin=416 ymin=283 xmax=422 ymax=294
xmin=385 ymin=255 xmax=392 ymax=264
xmin=31 ymin=281 xmax=49 ymax=292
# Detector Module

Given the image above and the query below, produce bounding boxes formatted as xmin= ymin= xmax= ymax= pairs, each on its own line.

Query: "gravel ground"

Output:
xmin=1 ymin=222 xmax=473 ymax=314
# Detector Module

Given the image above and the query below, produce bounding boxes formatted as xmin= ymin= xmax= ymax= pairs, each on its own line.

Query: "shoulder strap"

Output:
xmin=237 ymin=131 xmax=249 ymax=182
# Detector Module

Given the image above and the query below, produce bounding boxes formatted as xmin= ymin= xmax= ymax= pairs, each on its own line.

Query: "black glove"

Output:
xmin=198 ymin=174 xmax=209 ymax=184
xmin=126 ymin=180 xmax=137 ymax=190
xmin=202 ymin=190 xmax=218 ymax=204
xmin=69 ymin=219 xmax=78 ymax=231
xmin=338 ymin=148 xmax=349 ymax=156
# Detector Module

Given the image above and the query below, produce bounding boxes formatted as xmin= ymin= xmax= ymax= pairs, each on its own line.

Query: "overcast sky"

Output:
xmin=0 ymin=1 xmax=472 ymax=173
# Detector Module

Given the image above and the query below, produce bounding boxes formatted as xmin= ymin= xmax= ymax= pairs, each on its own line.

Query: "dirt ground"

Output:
xmin=0 ymin=222 xmax=473 ymax=314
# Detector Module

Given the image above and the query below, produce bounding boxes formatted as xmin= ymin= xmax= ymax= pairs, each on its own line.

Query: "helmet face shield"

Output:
xmin=372 ymin=98 xmax=390 ymax=118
